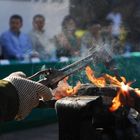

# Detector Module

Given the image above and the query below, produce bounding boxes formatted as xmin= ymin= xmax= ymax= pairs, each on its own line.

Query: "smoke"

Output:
xmin=87 ymin=41 xmax=115 ymax=66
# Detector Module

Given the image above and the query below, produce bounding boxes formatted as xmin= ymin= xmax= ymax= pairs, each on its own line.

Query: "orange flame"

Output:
xmin=53 ymin=65 xmax=140 ymax=112
xmin=85 ymin=66 xmax=106 ymax=87
xmin=109 ymin=90 xmax=122 ymax=111
xmin=134 ymin=88 xmax=140 ymax=96
xmin=85 ymin=66 xmax=138 ymax=111
xmin=53 ymin=77 xmax=81 ymax=100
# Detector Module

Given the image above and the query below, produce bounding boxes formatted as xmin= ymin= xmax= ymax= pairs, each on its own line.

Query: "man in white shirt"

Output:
xmin=29 ymin=14 xmax=56 ymax=61
xmin=106 ymin=8 xmax=122 ymax=38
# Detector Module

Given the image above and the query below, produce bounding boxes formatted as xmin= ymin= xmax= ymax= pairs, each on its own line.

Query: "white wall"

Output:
xmin=0 ymin=0 xmax=69 ymax=38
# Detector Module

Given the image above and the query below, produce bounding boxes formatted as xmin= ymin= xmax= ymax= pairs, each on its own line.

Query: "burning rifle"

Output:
xmin=28 ymin=53 xmax=94 ymax=89
xmin=28 ymin=53 xmax=140 ymax=112
xmin=28 ymin=53 xmax=95 ymax=108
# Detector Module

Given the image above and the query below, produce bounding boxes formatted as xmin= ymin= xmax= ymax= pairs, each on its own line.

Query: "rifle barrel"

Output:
xmin=60 ymin=53 xmax=94 ymax=74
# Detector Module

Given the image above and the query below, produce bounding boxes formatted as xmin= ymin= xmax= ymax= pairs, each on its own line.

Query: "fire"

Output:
xmin=85 ymin=66 xmax=106 ymax=87
xmin=109 ymin=82 xmax=129 ymax=112
xmin=53 ymin=77 xmax=81 ymax=100
xmin=134 ymin=88 xmax=140 ymax=96
xmin=53 ymin=65 xmax=140 ymax=112
xmin=85 ymin=66 xmax=139 ymax=112
xmin=109 ymin=90 xmax=122 ymax=111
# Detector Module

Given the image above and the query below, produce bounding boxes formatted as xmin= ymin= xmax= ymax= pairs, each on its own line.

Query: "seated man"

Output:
xmin=0 ymin=15 xmax=32 ymax=60
xmin=29 ymin=14 xmax=56 ymax=61
xmin=54 ymin=15 xmax=80 ymax=60
xmin=80 ymin=20 xmax=102 ymax=57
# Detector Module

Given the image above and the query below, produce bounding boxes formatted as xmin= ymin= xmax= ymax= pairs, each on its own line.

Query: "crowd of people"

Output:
xmin=0 ymin=13 xmax=137 ymax=62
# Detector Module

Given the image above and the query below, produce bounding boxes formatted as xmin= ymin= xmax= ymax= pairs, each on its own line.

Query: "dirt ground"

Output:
xmin=0 ymin=123 xmax=58 ymax=140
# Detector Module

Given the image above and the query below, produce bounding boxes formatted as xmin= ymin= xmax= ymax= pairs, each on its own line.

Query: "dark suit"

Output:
xmin=0 ymin=80 xmax=19 ymax=122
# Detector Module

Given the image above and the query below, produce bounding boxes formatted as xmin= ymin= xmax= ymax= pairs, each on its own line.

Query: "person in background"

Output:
xmin=101 ymin=20 xmax=123 ymax=55
xmin=29 ymin=14 xmax=56 ymax=61
xmin=0 ymin=71 xmax=52 ymax=122
xmin=0 ymin=15 xmax=32 ymax=60
xmin=54 ymin=15 xmax=80 ymax=61
xmin=80 ymin=20 xmax=102 ymax=57
xmin=106 ymin=6 xmax=122 ymax=39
